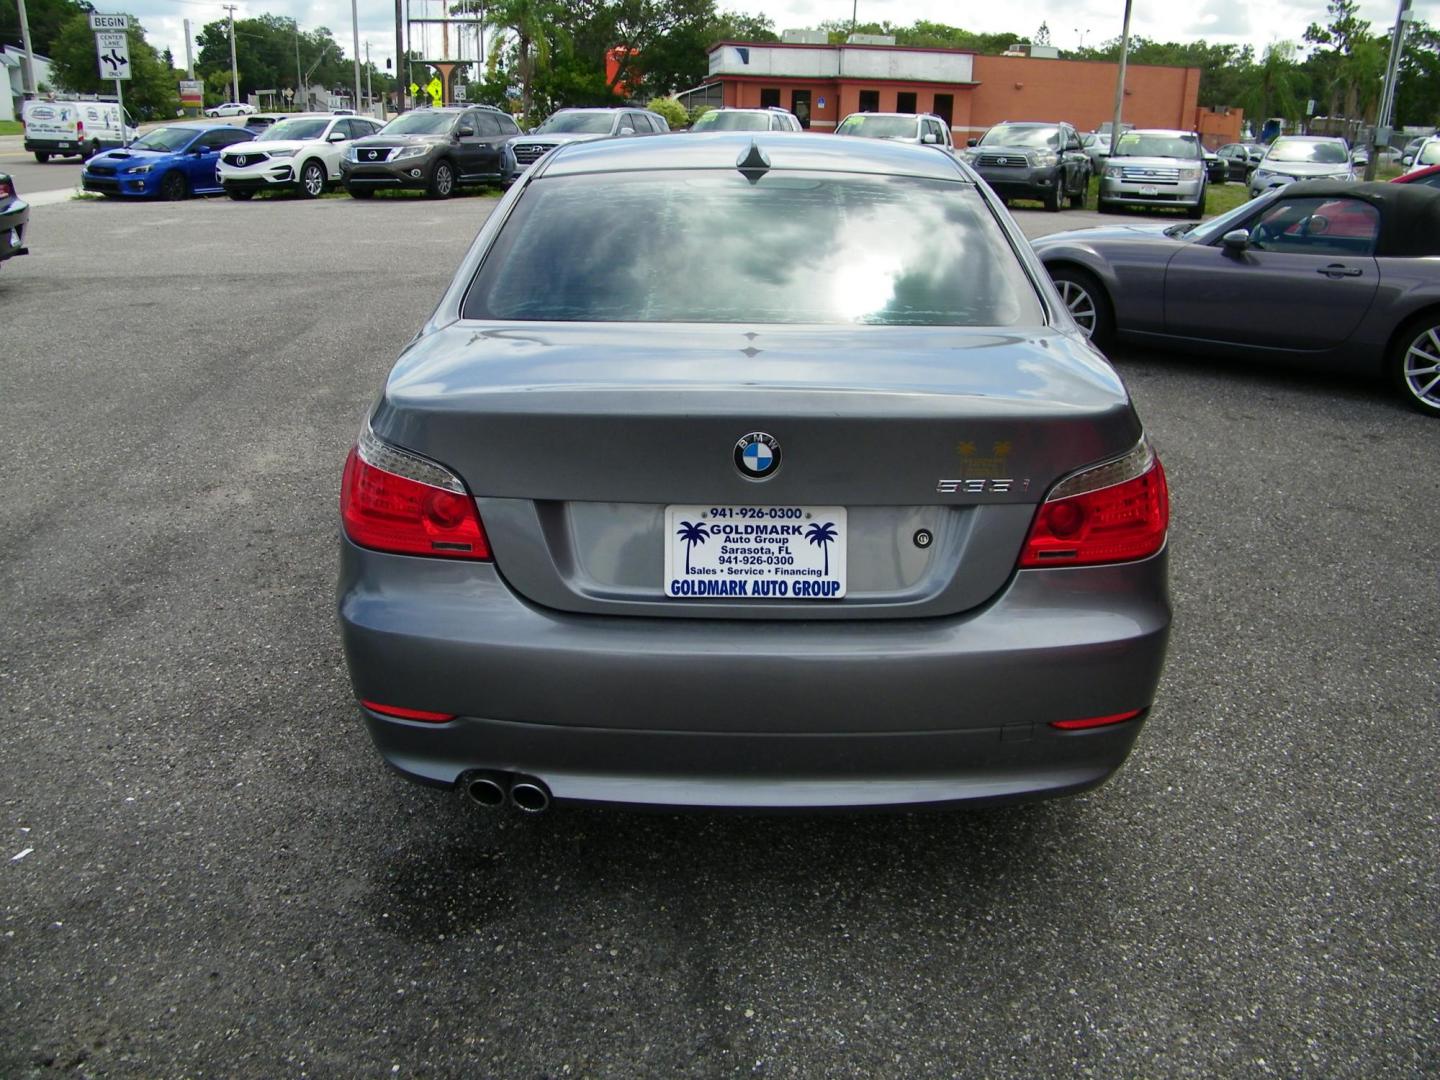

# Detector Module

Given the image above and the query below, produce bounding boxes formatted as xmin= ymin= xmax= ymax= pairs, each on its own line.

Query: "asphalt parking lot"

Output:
xmin=1 ymin=190 xmax=1436 ymax=1078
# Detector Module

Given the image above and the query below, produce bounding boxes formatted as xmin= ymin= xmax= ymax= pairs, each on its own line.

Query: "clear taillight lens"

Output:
xmin=340 ymin=423 xmax=491 ymax=560
xmin=1019 ymin=437 xmax=1169 ymax=568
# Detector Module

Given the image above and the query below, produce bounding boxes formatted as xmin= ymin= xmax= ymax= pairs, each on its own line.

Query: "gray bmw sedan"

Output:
xmin=338 ymin=133 xmax=1172 ymax=812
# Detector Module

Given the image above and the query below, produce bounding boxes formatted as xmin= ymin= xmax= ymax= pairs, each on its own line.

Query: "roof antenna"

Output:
xmin=736 ymin=139 xmax=771 ymax=183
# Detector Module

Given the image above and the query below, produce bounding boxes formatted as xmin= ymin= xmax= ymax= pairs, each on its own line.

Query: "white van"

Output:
xmin=21 ymin=99 xmax=139 ymax=162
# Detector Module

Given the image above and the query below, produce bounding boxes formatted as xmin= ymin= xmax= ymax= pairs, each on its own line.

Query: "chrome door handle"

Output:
xmin=1317 ymin=264 xmax=1363 ymax=278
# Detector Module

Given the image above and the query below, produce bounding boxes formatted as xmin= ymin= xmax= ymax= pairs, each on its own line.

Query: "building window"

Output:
xmin=760 ymin=88 xmax=780 ymax=109
xmin=897 ymin=91 xmax=917 ymax=113
xmin=933 ymin=94 xmax=953 ymax=127
xmin=858 ymin=89 xmax=880 ymax=113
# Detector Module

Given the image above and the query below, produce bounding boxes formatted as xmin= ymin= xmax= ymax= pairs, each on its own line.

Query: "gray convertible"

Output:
xmin=1036 ymin=180 xmax=1440 ymax=416
xmin=338 ymin=133 xmax=1172 ymax=813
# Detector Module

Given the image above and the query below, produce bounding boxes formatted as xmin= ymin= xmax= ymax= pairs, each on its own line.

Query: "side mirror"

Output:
xmin=190 ymin=144 xmax=209 ymax=154
xmin=1402 ymin=155 xmax=1414 ymax=166
xmin=456 ymin=126 xmax=475 ymax=137
xmin=922 ymin=133 xmax=937 ymax=144
xmin=966 ymin=137 xmax=978 ymax=147
xmin=1221 ymin=229 xmax=1250 ymax=253
xmin=619 ymin=126 xmax=635 ymax=135
xmin=327 ymin=131 xmax=346 ymax=142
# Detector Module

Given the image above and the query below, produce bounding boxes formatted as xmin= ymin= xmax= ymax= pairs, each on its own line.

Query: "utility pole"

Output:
xmin=1368 ymin=0 xmax=1413 ymax=180
xmin=295 ymin=26 xmax=304 ymax=111
xmin=350 ymin=0 xmax=364 ymax=113
xmin=224 ymin=4 xmax=239 ymax=104
xmin=1109 ymin=0 xmax=1134 ymax=151
xmin=364 ymin=41 xmax=374 ymax=110
xmin=394 ymin=0 xmax=405 ymax=113
xmin=184 ymin=17 xmax=195 ymax=78
xmin=15 ymin=0 xmax=38 ymax=98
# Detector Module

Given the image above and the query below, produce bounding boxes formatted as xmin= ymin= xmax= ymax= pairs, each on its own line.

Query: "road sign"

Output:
xmin=96 ymin=31 xmax=131 ymax=81
xmin=89 ymin=13 xmax=129 ymax=30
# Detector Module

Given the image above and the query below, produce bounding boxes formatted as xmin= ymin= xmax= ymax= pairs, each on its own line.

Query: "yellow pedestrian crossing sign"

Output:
xmin=426 ymin=77 xmax=443 ymax=106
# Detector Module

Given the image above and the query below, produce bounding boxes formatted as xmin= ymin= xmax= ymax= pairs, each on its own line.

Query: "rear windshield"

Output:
xmin=462 ymin=171 xmax=1042 ymax=326
xmin=836 ymin=116 xmax=917 ymax=140
xmin=1112 ymin=132 xmax=1200 ymax=159
xmin=980 ymin=125 xmax=1059 ymax=149
xmin=537 ymin=112 xmax=614 ymax=134
xmin=691 ymin=112 xmax=770 ymax=132
xmin=1266 ymin=138 xmax=1348 ymax=164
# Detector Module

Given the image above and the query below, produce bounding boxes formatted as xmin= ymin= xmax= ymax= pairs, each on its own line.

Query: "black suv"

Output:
xmin=340 ymin=105 xmax=520 ymax=198
xmin=964 ymin=121 xmax=1091 ymax=212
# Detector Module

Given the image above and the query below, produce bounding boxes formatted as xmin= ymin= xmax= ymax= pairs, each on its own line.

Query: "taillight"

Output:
xmin=340 ymin=423 xmax=491 ymax=560
xmin=76 ymin=120 xmax=84 ymax=138
xmin=1019 ymin=438 xmax=1168 ymax=568
xmin=361 ymin=699 xmax=455 ymax=722
xmin=1050 ymin=709 xmax=1143 ymax=730
xmin=0 ymin=181 xmax=12 ymax=200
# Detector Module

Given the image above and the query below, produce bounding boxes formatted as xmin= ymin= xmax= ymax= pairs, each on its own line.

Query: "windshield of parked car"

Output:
xmin=380 ymin=111 xmax=457 ymax=135
xmin=463 ymin=172 xmax=1043 ymax=326
xmin=129 ymin=127 xmax=197 ymax=152
xmin=690 ymin=111 xmax=770 ymax=132
xmin=979 ymin=125 xmax=1059 ymax=149
xmin=536 ymin=112 xmax=615 ymax=134
xmin=1266 ymin=138 xmax=1348 ymax=163
xmin=1417 ymin=141 xmax=1440 ymax=166
xmin=836 ymin=115 xmax=918 ymax=139
xmin=1112 ymin=132 xmax=1200 ymax=159
xmin=258 ymin=117 xmax=330 ymax=141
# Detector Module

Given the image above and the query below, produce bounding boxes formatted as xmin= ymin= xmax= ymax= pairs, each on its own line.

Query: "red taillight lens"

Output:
xmin=1020 ymin=452 xmax=1168 ymax=569
xmin=0 ymin=182 xmax=13 ymax=200
xmin=340 ymin=441 xmax=491 ymax=560
xmin=360 ymin=699 xmax=456 ymax=722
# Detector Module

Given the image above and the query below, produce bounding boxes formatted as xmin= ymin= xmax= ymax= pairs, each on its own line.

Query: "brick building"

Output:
xmin=700 ymin=40 xmax=1243 ymax=146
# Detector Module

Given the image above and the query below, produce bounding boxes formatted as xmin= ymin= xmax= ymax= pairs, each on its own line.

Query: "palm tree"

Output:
xmin=804 ymin=521 xmax=838 ymax=576
xmin=482 ymin=0 xmax=559 ymax=122
xmin=676 ymin=521 xmax=710 ymax=573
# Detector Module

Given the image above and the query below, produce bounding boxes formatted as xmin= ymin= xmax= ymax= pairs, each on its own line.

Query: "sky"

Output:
xmin=112 ymin=0 xmax=1440 ymax=89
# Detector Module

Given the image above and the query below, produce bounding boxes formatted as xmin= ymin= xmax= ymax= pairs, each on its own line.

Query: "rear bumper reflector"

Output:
xmin=1049 ymin=709 xmax=1144 ymax=731
xmin=360 ymin=699 xmax=456 ymax=723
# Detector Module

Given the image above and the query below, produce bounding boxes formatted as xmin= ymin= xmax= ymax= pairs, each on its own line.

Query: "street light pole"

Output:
xmin=1367 ymin=0 xmax=1413 ymax=180
xmin=1109 ymin=0 xmax=1134 ymax=148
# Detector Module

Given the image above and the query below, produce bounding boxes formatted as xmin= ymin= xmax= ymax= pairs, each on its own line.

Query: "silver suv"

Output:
xmin=1248 ymin=136 xmax=1355 ymax=198
xmin=1099 ymin=129 xmax=1207 ymax=219
xmin=835 ymin=112 xmax=953 ymax=149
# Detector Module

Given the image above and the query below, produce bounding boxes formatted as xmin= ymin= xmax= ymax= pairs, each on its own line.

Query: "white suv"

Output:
xmin=218 ymin=113 xmax=383 ymax=199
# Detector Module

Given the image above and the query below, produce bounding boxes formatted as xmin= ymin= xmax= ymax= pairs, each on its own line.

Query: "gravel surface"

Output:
xmin=1 ymin=194 xmax=1435 ymax=1078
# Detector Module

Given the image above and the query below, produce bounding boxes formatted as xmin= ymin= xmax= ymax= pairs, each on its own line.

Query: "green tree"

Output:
xmin=646 ymin=94 xmax=686 ymax=127
xmin=1304 ymin=0 xmax=1374 ymax=116
xmin=47 ymin=14 xmax=180 ymax=119
xmin=1393 ymin=21 xmax=1440 ymax=128
xmin=1240 ymin=43 xmax=1306 ymax=125
xmin=0 ymin=0 xmax=88 ymax=58
xmin=484 ymin=0 xmax=567 ymax=121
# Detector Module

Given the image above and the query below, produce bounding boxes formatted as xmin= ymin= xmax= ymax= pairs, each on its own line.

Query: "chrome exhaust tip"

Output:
xmin=463 ymin=772 xmax=508 ymax=808
xmin=509 ymin=778 xmax=551 ymax=814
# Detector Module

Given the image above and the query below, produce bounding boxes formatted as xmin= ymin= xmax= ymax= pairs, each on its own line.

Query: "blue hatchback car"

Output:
xmin=82 ymin=124 xmax=252 ymax=200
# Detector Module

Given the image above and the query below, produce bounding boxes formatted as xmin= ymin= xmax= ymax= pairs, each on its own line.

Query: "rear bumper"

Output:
xmin=339 ymin=538 xmax=1172 ymax=809
xmin=0 ymin=201 xmax=28 ymax=261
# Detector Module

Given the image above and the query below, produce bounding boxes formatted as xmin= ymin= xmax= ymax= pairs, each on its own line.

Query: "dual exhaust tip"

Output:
xmin=463 ymin=771 xmax=550 ymax=814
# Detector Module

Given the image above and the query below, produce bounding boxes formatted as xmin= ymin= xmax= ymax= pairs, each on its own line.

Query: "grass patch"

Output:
xmin=0 ymin=120 xmax=22 ymax=136
xmin=70 ymin=191 xmax=104 ymax=201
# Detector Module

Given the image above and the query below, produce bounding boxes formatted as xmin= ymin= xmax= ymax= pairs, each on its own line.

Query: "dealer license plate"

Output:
xmin=1139 ymin=185 xmax=1159 ymax=196
xmin=664 ymin=505 xmax=847 ymax=600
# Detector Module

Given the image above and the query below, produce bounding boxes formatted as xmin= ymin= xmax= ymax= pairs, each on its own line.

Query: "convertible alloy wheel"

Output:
xmin=1048 ymin=267 xmax=1115 ymax=349
xmin=1396 ymin=320 xmax=1440 ymax=414
xmin=301 ymin=160 xmax=326 ymax=198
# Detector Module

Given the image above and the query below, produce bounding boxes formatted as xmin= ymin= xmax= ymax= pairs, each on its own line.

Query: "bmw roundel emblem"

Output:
xmin=735 ymin=432 xmax=781 ymax=479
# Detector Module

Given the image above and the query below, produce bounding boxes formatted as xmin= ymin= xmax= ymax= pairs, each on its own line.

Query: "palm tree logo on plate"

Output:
xmin=676 ymin=520 xmax=711 ymax=573
xmin=804 ymin=521 xmax=838 ymax=575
